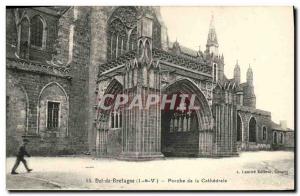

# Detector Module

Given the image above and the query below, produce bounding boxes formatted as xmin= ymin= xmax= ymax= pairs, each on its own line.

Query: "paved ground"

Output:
xmin=6 ymin=151 xmax=294 ymax=190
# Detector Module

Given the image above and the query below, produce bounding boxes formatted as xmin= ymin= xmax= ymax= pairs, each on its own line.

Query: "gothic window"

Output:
xmin=262 ymin=126 xmax=267 ymax=140
xmin=279 ymin=133 xmax=284 ymax=144
xmin=19 ymin=17 xmax=30 ymax=59
xmin=249 ymin=117 xmax=256 ymax=142
xmin=273 ymin=131 xmax=277 ymax=144
xmin=213 ymin=63 xmax=218 ymax=82
xmin=30 ymin=15 xmax=46 ymax=48
xmin=47 ymin=102 xmax=60 ymax=128
xmin=107 ymin=7 xmax=138 ymax=61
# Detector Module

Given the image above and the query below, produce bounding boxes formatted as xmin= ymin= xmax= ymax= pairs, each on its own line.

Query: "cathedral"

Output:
xmin=6 ymin=6 xmax=294 ymax=159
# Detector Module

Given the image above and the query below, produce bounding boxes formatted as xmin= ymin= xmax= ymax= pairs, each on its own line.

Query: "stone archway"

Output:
xmin=95 ymin=79 xmax=123 ymax=157
xmin=237 ymin=114 xmax=243 ymax=142
xmin=37 ymin=82 xmax=69 ymax=138
xmin=161 ymin=78 xmax=213 ymax=157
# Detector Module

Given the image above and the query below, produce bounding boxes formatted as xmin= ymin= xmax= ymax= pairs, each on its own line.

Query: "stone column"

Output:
xmin=88 ymin=7 xmax=110 ymax=154
xmin=120 ymin=14 xmax=164 ymax=160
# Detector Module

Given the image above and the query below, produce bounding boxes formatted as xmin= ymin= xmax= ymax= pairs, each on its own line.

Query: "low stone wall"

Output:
xmin=238 ymin=142 xmax=271 ymax=151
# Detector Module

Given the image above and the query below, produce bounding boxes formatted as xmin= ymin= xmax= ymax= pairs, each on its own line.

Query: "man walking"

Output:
xmin=11 ymin=138 xmax=33 ymax=174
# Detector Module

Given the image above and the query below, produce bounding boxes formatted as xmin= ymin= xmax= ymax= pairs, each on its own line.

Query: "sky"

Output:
xmin=160 ymin=6 xmax=294 ymax=128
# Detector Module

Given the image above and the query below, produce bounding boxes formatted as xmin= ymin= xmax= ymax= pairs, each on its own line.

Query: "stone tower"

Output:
xmin=243 ymin=65 xmax=256 ymax=108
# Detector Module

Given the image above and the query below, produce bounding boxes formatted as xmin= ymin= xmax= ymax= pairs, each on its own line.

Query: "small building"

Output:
xmin=271 ymin=121 xmax=294 ymax=151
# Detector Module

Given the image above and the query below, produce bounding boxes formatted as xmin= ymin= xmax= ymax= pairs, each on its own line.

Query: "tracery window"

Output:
xmin=19 ymin=17 xmax=30 ymax=59
xmin=30 ymin=15 xmax=45 ymax=48
xmin=18 ymin=14 xmax=47 ymax=59
xmin=107 ymin=7 xmax=138 ymax=60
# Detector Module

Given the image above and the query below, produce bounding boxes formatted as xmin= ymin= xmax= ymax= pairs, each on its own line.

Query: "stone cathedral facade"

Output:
xmin=6 ymin=6 xmax=294 ymax=159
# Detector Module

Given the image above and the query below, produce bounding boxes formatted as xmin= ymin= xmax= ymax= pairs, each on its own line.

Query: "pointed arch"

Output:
xmin=163 ymin=78 xmax=213 ymax=131
xmin=248 ymin=116 xmax=256 ymax=142
xmin=30 ymin=14 xmax=47 ymax=49
xmin=36 ymin=82 xmax=69 ymax=136
xmin=18 ymin=16 xmax=30 ymax=58
xmin=104 ymin=78 xmax=123 ymax=96
xmin=237 ymin=113 xmax=243 ymax=142
xmin=107 ymin=7 xmax=138 ymax=60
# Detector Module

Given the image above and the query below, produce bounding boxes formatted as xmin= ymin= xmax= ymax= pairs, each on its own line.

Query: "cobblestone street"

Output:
xmin=6 ymin=151 xmax=294 ymax=190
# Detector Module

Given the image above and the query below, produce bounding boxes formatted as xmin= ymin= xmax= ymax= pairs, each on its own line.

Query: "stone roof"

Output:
xmin=169 ymin=42 xmax=199 ymax=58
xmin=237 ymin=105 xmax=271 ymax=116
xmin=178 ymin=45 xmax=198 ymax=57
xmin=153 ymin=48 xmax=212 ymax=75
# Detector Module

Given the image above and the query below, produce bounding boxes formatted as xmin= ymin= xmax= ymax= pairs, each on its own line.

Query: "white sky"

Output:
xmin=160 ymin=6 xmax=294 ymax=128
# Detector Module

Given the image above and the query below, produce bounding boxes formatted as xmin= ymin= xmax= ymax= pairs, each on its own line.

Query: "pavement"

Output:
xmin=6 ymin=151 xmax=294 ymax=191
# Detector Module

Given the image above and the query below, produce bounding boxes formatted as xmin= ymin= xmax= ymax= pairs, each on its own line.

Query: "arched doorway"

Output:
xmin=249 ymin=117 xmax=256 ymax=142
xmin=95 ymin=79 xmax=123 ymax=157
xmin=161 ymin=78 xmax=213 ymax=157
xmin=237 ymin=114 xmax=242 ymax=142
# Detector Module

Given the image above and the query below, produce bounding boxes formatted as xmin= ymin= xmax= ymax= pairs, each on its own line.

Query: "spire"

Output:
xmin=234 ymin=59 xmax=241 ymax=84
xmin=234 ymin=60 xmax=240 ymax=70
xmin=206 ymin=14 xmax=219 ymax=55
xmin=206 ymin=14 xmax=218 ymax=47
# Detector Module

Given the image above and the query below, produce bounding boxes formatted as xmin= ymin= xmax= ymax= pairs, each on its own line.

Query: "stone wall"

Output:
xmin=272 ymin=130 xmax=294 ymax=150
xmin=213 ymin=103 xmax=238 ymax=156
xmin=237 ymin=106 xmax=272 ymax=151
xmin=58 ymin=7 xmax=91 ymax=153
xmin=38 ymin=83 xmax=68 ymax=138
xmin=162 ymin=131 xmax=199 ymax=157
xmin=6 ymin=7 xmax=92 ymax=156
xmin=88 ymin=7 xmax=112 ymax=154
xmin=6 ymin=67 xmax=72 ymax=156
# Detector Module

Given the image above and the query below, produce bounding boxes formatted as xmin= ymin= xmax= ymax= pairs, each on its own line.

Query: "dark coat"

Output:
xmin=17 ymin=145 xmax=30 ymax=158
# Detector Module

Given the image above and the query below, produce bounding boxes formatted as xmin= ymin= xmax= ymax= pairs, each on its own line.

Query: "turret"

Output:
xmin=243 ymin=65 xmax=256 ymax=108
xmin=234 ymin=60 xmax=241 ymax=84
xmin=247 ymin=65 xmax=253 ymax=85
